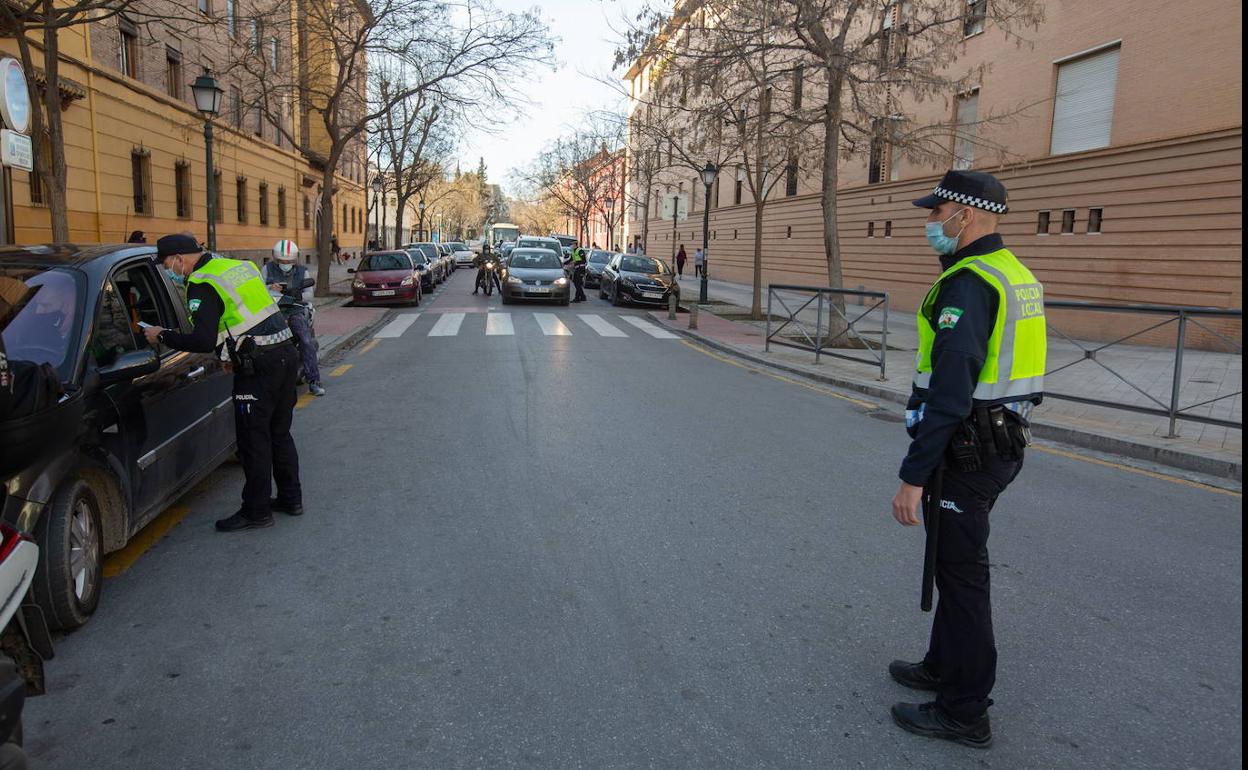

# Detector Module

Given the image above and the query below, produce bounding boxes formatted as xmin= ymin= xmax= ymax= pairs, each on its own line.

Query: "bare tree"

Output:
xmin=518 ymin=116 xmax=625 ymax=245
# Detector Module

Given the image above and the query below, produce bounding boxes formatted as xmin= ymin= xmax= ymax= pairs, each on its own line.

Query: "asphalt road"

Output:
xmin=25 ymin=269 xmax=1243 ymax=769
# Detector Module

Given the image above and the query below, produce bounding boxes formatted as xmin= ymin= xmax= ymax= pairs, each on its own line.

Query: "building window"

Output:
xmin=166 ymin=47 xmax=183 ymax=99
xmin=278 ymin=187 xmax=287 ymax=228
xmin=254 ymin=104 xmax=264 ymax=138
xmin=792 ymin=66 xmax=804 ymax=110
xmin=786 ymin=225 xmax=792 ymax=238
xmin=734 ymin=167 xmax=744 ymax=205
xmin=230 ymin=86 xmax=242 ymax=128
xmin=175 ymin=161 xmax=192 ymax=218
xmin=1036 ymin=211 xmax=1050 ymax=235
xmin=785 ymin=157 xmax=798 ymax=197
xmin=119 ymin=18 xmax=139 ymax=78
xmin=964 ymin=0 xmax=987 ymax=37
xmin=236 ymin=176 xmax=248 ymax=223
xmin=226 ymin=0 xmax=236 ymax=36
xmin=884 ymin=220 xmax=892 ymax=238
xmin=1050 ymin=46 xmax=1120 ymax=155
xmin=250 ymin=19 xmax=261 ymax=54
xmin=867 ymin=222 xmax=875 ymax=238
xmin=269 ymin=37 xmax=279 ymax=70
xmin=303 ymin=196 xmax=311 ymax=229
xmin=733 ymin=229 xmax=738 ymax=240
xmin=259 ymin=182 xmax=269 ymax=225
xmin=131 ymin=150 xmax=151 ymax=215
xmin=342 ymin=204 xmax=348 ymax=233
xmin=198 ymin=0 xmax=210 ymax=13
xmin=1088 ymin=207 xmax=1103 ymax=234
xmin=868 ymin=137 xmax=886 ymax=184
xmin=214 ymin=171 xmax=223 ymax=222
xmin=953 ymin=89 xmax=979 ymax=170
xmin=1061 ymin=209 xmax=1076 ymax=234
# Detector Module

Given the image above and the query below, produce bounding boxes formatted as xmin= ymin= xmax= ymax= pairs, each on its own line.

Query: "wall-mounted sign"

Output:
xmin=661 ymin=192 xmax=689 ymax=221
xmin=0 ymin=58 xmax=31 ymax=135
xmin=1 ymin=129 xmax=33 ymax=171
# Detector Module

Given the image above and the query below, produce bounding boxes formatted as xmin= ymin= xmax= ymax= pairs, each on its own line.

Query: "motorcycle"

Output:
xmin=478 ymin=260 xmax=500 ymax=296
xmin=0 ymin=521 xmax=55 ymax=769
xmin=269 ymin=276 xmax=318 ymax=385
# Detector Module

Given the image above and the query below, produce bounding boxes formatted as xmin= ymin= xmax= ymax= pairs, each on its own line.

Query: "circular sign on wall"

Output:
xmin=0 ymin=58 xmax=31 ymax=135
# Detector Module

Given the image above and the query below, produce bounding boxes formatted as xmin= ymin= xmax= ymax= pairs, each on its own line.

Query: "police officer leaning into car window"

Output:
xmin=886 ymin=170 xmax=1046 ymax=749
xmin=142 ymin=234 xmax=305 ymax=532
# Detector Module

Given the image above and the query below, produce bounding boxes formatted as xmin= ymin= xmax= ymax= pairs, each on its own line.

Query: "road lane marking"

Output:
xmin=103 ymin=506 xmax=190 ymax=577
xmin=486 ymin=313 xmax=514 ymax=335
xmin=357 ymin=339 xmax=380 ymax=356
xmin=534 ymin=313 xmax=572 ymax=336
xmin=620 ymin=315 xmax=680 ymax=339
xmin=295 ymin=393 xmax=315 ymax=409
xmin=579 ymin=314 xmax=628 ymax=337
xmin=329 ymin=364 xmax=352 ymax=377
xmin=375 ymin=314 xmax=420 ymax=338
xmin=1030 ymin=445 xmax=1241 ymax=498
xmin=429 ymin=312 xmax=466 ymax=336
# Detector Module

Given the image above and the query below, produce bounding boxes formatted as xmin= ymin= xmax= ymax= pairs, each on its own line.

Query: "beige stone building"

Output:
xmin=0 ymin=0 xmax=369 ymax=259
xmin=624 ymin=1 xmax=1243 ymax=334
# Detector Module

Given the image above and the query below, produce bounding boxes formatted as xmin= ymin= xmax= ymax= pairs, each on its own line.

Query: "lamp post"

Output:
xmin=699 ymin=161 xmax=718 ymax=304
xmin=605 ymin=197 xmax=615 ymax=252
xmin=370 ymin=175 xmax=382 ymax=249
xmin=190 ymin=71 xmax=223 ymax=251
xmin=418 ymin=199 xmax=426 ymax=241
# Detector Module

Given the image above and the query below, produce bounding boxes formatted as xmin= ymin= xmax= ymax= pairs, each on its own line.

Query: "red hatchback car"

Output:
xmin=350 ymin=251 xmax=422 ymax=306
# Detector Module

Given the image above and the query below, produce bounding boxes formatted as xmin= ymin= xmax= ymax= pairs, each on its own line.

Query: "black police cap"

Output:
xmin=912 ymin=170 xmax=1009 ymax=214
xmin=155 ymin=234 xmax=202 ymax=259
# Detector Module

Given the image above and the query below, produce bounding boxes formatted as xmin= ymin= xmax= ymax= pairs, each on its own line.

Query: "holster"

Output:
xmin=950 ymin=406 xmax=1032 ymax=469
xmin=227 ymin=336 xmax=257 ymax=376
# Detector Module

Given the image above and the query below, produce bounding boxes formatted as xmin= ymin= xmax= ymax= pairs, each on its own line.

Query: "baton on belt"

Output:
xmin=920 ymin=462 xmax=945 ymax=612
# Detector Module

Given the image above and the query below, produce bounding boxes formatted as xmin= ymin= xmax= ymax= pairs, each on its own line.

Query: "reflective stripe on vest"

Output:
xmin=188 ymin=257 xmax=279 ymax=344
xmin=914 ymin=247 xmax=1047 ymax=403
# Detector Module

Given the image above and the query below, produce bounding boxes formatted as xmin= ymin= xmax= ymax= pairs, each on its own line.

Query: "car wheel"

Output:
xmin=611 ymin=286 xmax=624 ymax=307
xmin=33 ymin=477 xmax=104 ymax=630
xmin=599 ymin=286 xmax=607 ymax=300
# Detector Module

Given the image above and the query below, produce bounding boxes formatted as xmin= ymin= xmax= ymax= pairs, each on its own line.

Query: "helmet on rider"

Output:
xmin=273 ymin=240 xmax=300 ymax=273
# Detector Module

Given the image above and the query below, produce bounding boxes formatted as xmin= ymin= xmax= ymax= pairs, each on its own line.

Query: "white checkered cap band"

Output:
xmin=933 ymin=186 xmax=1007 ymax=214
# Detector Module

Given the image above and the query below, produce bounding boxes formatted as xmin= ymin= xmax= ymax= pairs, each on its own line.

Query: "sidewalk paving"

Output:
xmin=304 ymin=259 xmax=391 ymax=359
xmin=658 ymin=276 xmax=1243 ymax=481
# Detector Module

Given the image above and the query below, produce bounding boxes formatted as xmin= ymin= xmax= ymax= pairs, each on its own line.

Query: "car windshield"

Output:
xmin=418 ymin=244 xmax=439 ymax=259
xmin=588 ymin=251 xmax=612 ymax=264
xmin=0 ymin=266 xmax=85 ymax=381
xmin=447 ymin=242 xmax=467 ymax=250
xmin=360 ymin=253 xmax=411 ymax=271
xmin=509 ymin=251 xmax=562 ymax=269
xmin=620 ymin=256 xmax=667 ymax=274
xmin=555 ymin=236 xmax=577 ymax=248
xmin=405 ymin=251 xmax=429 ymax=265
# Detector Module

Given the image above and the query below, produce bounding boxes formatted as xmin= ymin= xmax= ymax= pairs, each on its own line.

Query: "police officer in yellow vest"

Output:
xmin=142 ymin=234 xmax=304 ymax=533
xmin=887 ymin=171 xmax=1046 ymax=748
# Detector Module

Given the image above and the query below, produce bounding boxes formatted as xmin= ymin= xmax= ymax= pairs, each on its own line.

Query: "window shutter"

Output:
xmin=1050 ymin=47 xmax=1120 ymax=155
xmin=953 ymin=91 xmax=979 ymax=169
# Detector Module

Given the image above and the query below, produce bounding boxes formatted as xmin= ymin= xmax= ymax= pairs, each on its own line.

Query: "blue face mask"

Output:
xmin=925 ymin=210 xmax=966 ymax=255
xmin=165 ymin=268 xmax=185 ymax=285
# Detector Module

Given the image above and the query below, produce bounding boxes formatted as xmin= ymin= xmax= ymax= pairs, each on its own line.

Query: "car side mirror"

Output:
xmin=347 ymin=268 xmax=356 ymax=274
xmin=98 ymin=348 xmax=159 ymax=385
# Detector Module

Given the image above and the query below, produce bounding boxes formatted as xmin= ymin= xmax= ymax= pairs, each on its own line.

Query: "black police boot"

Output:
xmin=889 ymin=660 xmax=941 ymax=691
xmin=215 ymin=511 xmax=274 ymax=532
xmin=270 ymin=499 xmax=304 ymax=516
xmin=890 ymin=701 xmax=992 ymax=749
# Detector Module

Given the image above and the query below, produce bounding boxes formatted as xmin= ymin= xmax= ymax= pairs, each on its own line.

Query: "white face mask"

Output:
xmin=278 ymin=262 xmax=295 ymax=273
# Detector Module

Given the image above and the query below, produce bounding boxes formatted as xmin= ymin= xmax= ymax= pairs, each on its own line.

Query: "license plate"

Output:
xmin=530 ymin=287 xmax=551 ymax=293
xmin=373 ymin=289 xmax=396 ymax=296
xmin=642 ymin=291 xmax=664 ymax=299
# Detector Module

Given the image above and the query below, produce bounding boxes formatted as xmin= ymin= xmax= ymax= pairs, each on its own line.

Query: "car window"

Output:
xmin=508 ymin=251 xmax=562 ymax=269
xmin=405 ymin=251 xmax=428 ymax=265
xmin=90 ymin=279 xmax=141 ymax=367
xmin=588 ymin=251 xmax=611 ymax=264
xmin=621 ymin=256 xmax=666 ymax=274
xmin=447 ymin=242 xmax=467 ymax=250
xmin=0 ymin=266 xmax=85 ymax=380
xmin=418 ymin=244 xmax=439 ymax=259
xmin=360 ymin=253 xmax=411 ymax=271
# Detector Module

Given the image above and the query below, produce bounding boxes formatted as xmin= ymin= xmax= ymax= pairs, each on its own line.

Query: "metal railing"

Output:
xmin=1044 ymin=301 xmax=1242 ymax=436
xmin=764 ymin=284 xmax=890 ymax=380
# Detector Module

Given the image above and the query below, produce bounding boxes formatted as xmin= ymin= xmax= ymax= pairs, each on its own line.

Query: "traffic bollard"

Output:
xmin=668 ymin=293 xmax=677 ymax=320
xmin=689 ymin=302 xmax=699 ymax=330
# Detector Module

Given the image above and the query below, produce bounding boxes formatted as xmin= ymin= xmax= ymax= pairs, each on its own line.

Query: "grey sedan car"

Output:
xmin=500 ymin=248 xmax=570 ymax=305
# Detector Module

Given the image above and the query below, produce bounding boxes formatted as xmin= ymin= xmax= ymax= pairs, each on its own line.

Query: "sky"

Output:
xmin=456 ymin=0 xmax=645 ymax=196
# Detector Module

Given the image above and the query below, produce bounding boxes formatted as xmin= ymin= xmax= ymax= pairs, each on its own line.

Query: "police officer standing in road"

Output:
xmin=887 ymin=171 xmax=1046 ymax=748
xmin=142 ymin=234 xmax=305 ymax=532
xmin=570 ymin=245 xmax=588 ymax=302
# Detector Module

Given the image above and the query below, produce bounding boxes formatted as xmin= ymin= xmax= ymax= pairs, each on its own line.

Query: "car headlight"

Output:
xmin=508 ymin=275 xmax=523 ymax=285
xmin=352 ymin=280 xmax=365 ymax=289
xmin=554 ymin=277 xmax=568 ymax=286
xmin=400 ymin=275 xmax=415 ymax=286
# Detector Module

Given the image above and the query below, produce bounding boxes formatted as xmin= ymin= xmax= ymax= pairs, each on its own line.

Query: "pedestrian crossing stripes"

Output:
xmin=371 ymin=312 xmax=683 ymax=341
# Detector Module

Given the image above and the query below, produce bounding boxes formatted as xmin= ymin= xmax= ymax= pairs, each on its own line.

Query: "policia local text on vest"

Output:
xmin=886 ymin=170 xmax=1047 ymax=749
xmin=142 ymin=234 xmax=306 ymax=533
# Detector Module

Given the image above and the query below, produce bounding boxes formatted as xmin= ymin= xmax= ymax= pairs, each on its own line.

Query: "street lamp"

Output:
xmin=699 ymin=161 xmax=718 ymax=303
xmin=190 ymin=70 xmax=223 ymax=251
xmin=605 ymin=197 xmax=615 ymax=252
xmin=370 ymin=175 xmax=382 ymax=249
xmin=418 ymin=199 xmax=426 ymax=241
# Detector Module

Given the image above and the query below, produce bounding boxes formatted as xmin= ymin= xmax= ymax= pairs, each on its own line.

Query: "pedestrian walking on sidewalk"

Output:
xmin=675 ymin=244 xmax=687 ymax=277
xmin=887 ymin=170 xmax=1046 ymax=749
xmin=144 ymin=234 xmax=305 ymax=533
xmin=693 ymin=247 xmax=705 ymax=278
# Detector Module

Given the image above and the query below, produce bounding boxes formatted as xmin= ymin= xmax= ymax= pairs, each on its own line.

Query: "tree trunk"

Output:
xmin=751 ymin=195 xmax=764 ymax=320
xmin=315 ymin=165 xmax=336 ymax=297
xmin=820 ymin=66 xmax=848 ymax=338
xmin=393 ymin=196 xmax=407 ymax=249
xmin=16 ymin=16 xmax=70 ymax=243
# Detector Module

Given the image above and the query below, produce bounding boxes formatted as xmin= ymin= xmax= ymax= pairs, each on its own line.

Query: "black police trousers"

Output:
xmin=922 ymin=453 xmax=1023 ymax=720
xmin=572 ymin=266 xmax=586 ymax=301
xmin=232 ymin=342 xmax=302 ymax=519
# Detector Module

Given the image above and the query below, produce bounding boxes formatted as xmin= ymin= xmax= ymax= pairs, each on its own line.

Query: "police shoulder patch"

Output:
xmin=188 ymin=298 xmax=202 ymax=313
xmin=937 ymin=306 xmax=963 ymax=330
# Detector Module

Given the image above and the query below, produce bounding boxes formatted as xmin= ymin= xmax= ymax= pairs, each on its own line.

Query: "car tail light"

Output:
xmin=0 ymin=522 xmax=33 ymax=563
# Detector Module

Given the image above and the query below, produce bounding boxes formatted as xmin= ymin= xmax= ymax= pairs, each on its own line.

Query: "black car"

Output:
xmin=584 ymin=250 xmax=615 ymax=289
xmin=404 ymin=249 xmax=439 ymax=290
xmin=599 ymin=254 xmax=680 ymax=307
xmin=1 ymin=244 xmax=235 ymax=630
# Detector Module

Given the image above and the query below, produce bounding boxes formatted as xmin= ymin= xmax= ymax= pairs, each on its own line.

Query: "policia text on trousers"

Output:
xmin=887 ymin=170 xmax=1047 ymax=749
xmin=143 ymin=234 xmax=305 ymax=533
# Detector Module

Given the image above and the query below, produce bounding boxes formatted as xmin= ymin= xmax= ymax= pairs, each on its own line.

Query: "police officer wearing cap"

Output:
xmin=886 ymin=170 xmax=1047 ymax=748
xmin=142 ymin=234 xmax=305 ymax=532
